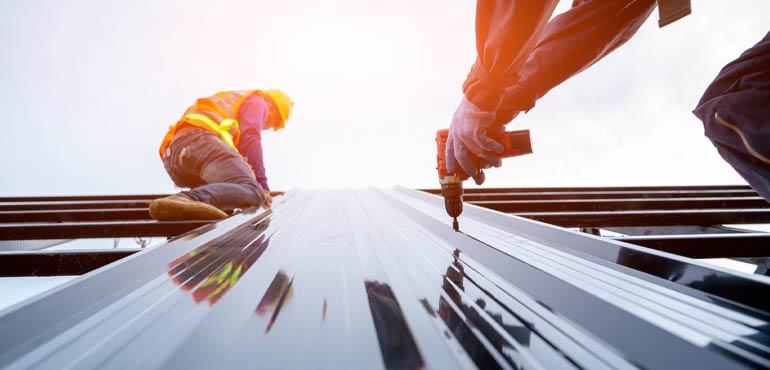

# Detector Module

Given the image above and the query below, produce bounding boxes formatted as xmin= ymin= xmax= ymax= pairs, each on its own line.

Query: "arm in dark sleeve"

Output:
xmin=495 ymin=0 xmax=656 ymax=125
xmin=462 ymin=0 xmax=560 ymax=111
xmin=237 ymin=130 xmax=269 ymax=191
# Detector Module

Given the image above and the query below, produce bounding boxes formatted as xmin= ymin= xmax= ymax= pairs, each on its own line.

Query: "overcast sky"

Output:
xmin=1 ymin=1 xmax=769 ymax=195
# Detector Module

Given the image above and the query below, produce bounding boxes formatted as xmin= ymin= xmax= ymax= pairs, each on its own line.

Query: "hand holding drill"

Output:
xmin=446 ymin=97 xmax=504 ymax=185
xmin=437 ymin=97 xmax=533 ymax=231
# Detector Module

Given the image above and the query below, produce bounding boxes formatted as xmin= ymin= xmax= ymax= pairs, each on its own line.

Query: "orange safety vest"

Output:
xmin=159 ymin=90 xmax=266 ymax=158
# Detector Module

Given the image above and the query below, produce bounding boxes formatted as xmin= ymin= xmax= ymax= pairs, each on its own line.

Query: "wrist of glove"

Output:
xmin=445 ymin=96 xmax=504 ymax=185
xmin=261 ymin=189 xmax=272 ymax=209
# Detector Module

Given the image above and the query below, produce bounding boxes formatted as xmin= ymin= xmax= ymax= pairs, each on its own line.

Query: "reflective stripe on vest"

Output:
xmin=183 ymin=113 xmax=240 ymax=150
xmin=158 ymin=90 xmax=265 ymax=158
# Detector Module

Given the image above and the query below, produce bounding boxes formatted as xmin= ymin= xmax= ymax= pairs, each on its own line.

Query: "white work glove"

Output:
xmin=446 ymin=96 xmax=504 ymax=185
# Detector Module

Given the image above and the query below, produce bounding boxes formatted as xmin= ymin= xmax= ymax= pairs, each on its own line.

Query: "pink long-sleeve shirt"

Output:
xmin=236 ymin=94 xmax=270 ymax=190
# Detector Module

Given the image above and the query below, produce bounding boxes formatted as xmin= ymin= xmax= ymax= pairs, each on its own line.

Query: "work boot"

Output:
xmin=149 ymin=194 xmax=228 ymax=221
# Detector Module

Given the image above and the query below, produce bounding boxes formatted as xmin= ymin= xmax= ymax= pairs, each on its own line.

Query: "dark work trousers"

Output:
xmin=694 ymin=30 xmax=770 ymax=200
xmin=162 ymin=128 xmax=264 ymax=209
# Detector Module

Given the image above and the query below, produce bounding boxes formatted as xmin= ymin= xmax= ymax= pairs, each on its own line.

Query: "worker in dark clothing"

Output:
xmin=150 ymin=89 xmax=293 ymax=221
xmin=693 ymin=31 xmax=770 ymax=200
xmin=448 ymin=0 xmax=770 ymax=200
xmin=447 ymin=0 xmax=659 ymax=185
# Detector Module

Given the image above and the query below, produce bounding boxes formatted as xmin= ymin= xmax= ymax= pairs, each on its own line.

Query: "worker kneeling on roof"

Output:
xmin=150 ymin=89 xmax=293 ymax=221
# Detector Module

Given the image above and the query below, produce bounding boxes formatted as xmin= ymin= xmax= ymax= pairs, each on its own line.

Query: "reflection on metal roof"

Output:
xmin=0 ymin=188 xmax=769 ymax=369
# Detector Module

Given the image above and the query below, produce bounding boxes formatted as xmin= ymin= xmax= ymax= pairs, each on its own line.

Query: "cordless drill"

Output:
xmin=436 ymin=128 xmax=532 ymax=231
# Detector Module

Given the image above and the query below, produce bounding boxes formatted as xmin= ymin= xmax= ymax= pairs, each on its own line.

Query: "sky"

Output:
xmin=1 ymin=0 xmax=769 ymax=195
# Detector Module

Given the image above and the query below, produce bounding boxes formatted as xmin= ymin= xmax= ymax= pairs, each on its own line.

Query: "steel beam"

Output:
xmin=0 ymin=249 xmax=140 ymax=276
xmin=0 ymin=239 xmax=71 ymax=252
xmin=422 ymin=185 xmax=753 ymax=194
xmin=615 ymin=233 xmax=770 ymax=258
xmin=0 ymin=208 xmax=151 ymax=223
xmin=0 ymin=194 xmax=166 ymax=202
xmin=0 ymin=200 xmax=152 ymax=212
xmin=461 ymin=189 xmax=759 ymax=201
xmin=0 ymin=220 xmax=209 ymax=240
xmin=0 ymin=192 xmax=283 ymax=203
xmin=604 ymin=225 xmax=754 ymax=236
xmin=472 ymin=196 xmax=770 ymax=212
xmin=515 ymin=208 xmax=770 ymax=227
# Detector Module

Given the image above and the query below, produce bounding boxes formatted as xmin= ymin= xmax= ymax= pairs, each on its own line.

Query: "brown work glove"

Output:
xmin=262 ymin=189 xmax=273 ymax=209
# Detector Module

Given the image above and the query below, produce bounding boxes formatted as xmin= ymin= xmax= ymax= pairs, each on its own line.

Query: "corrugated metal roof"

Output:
xmin=0 ymin=188 xmax=769 ymax=369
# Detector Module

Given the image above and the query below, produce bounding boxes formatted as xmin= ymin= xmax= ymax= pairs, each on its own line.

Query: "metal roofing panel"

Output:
xmin=0 ymin=189 xmax=768 ymax=369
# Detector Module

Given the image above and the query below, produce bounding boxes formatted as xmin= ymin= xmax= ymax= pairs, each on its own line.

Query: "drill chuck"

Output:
xmin=440 ymin=182 xmax=463 ymax=218
xmin=436 ymin=128 xmax=532 ymax=231
xmin=441 ymin=182 xmax=463 ymax=232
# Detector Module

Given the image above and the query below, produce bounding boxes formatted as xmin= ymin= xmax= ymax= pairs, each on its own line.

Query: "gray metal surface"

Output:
xmin=1 ymin=189 xmax=769 ymax=369
xmin=0 ymin=240 xmax=70 ymax=252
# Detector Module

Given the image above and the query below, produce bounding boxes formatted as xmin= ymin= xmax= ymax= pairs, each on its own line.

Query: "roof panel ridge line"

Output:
xmin=0 ymin=204 xmax=261 ymax=315
xmin=379 ymin=189 xmax=767 ymax=370
xmin=411 ymin=201 xmax=770 ymax=325
xmin=0 ymin=203 xmax=286 ymax=368
xmin=0 ymin=190 xmax=317 ymax=370
xmin=354 ymin=191 xmax=524 ymax=370
xmin=386 ymin=190 xmax=730 ymax=328
xmin=380 ymin=190 xmax=682 ymax=368
xmin=151 ymin=191 xmax=326 ymax=370
xmin=389 ymin=191 xmax=719 ymax=312
xmin=447 ymin=220 xmax=770 ymax=361
xmin=387 ymin=189 xmax=770 ymax=361
xmin=359 ymin=190 xmax=592 ymax=370
xmin=347 ymin=190 xmax=473 ymax=370
xmin=372 ymin=189 xmax=635 ymax=370
xmin=394 ymin=188 xmax=770 ymax=318
xmin=453 ymin=185 xmax=770 ymax=300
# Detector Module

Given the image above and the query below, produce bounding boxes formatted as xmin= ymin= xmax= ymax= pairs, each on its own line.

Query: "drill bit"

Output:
xmin=452 ymin=217 xmax=459 ymax=231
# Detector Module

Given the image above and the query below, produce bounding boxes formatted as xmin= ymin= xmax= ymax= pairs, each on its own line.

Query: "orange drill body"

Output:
xmin=435 ymin=128 xmax=532 ymax=230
